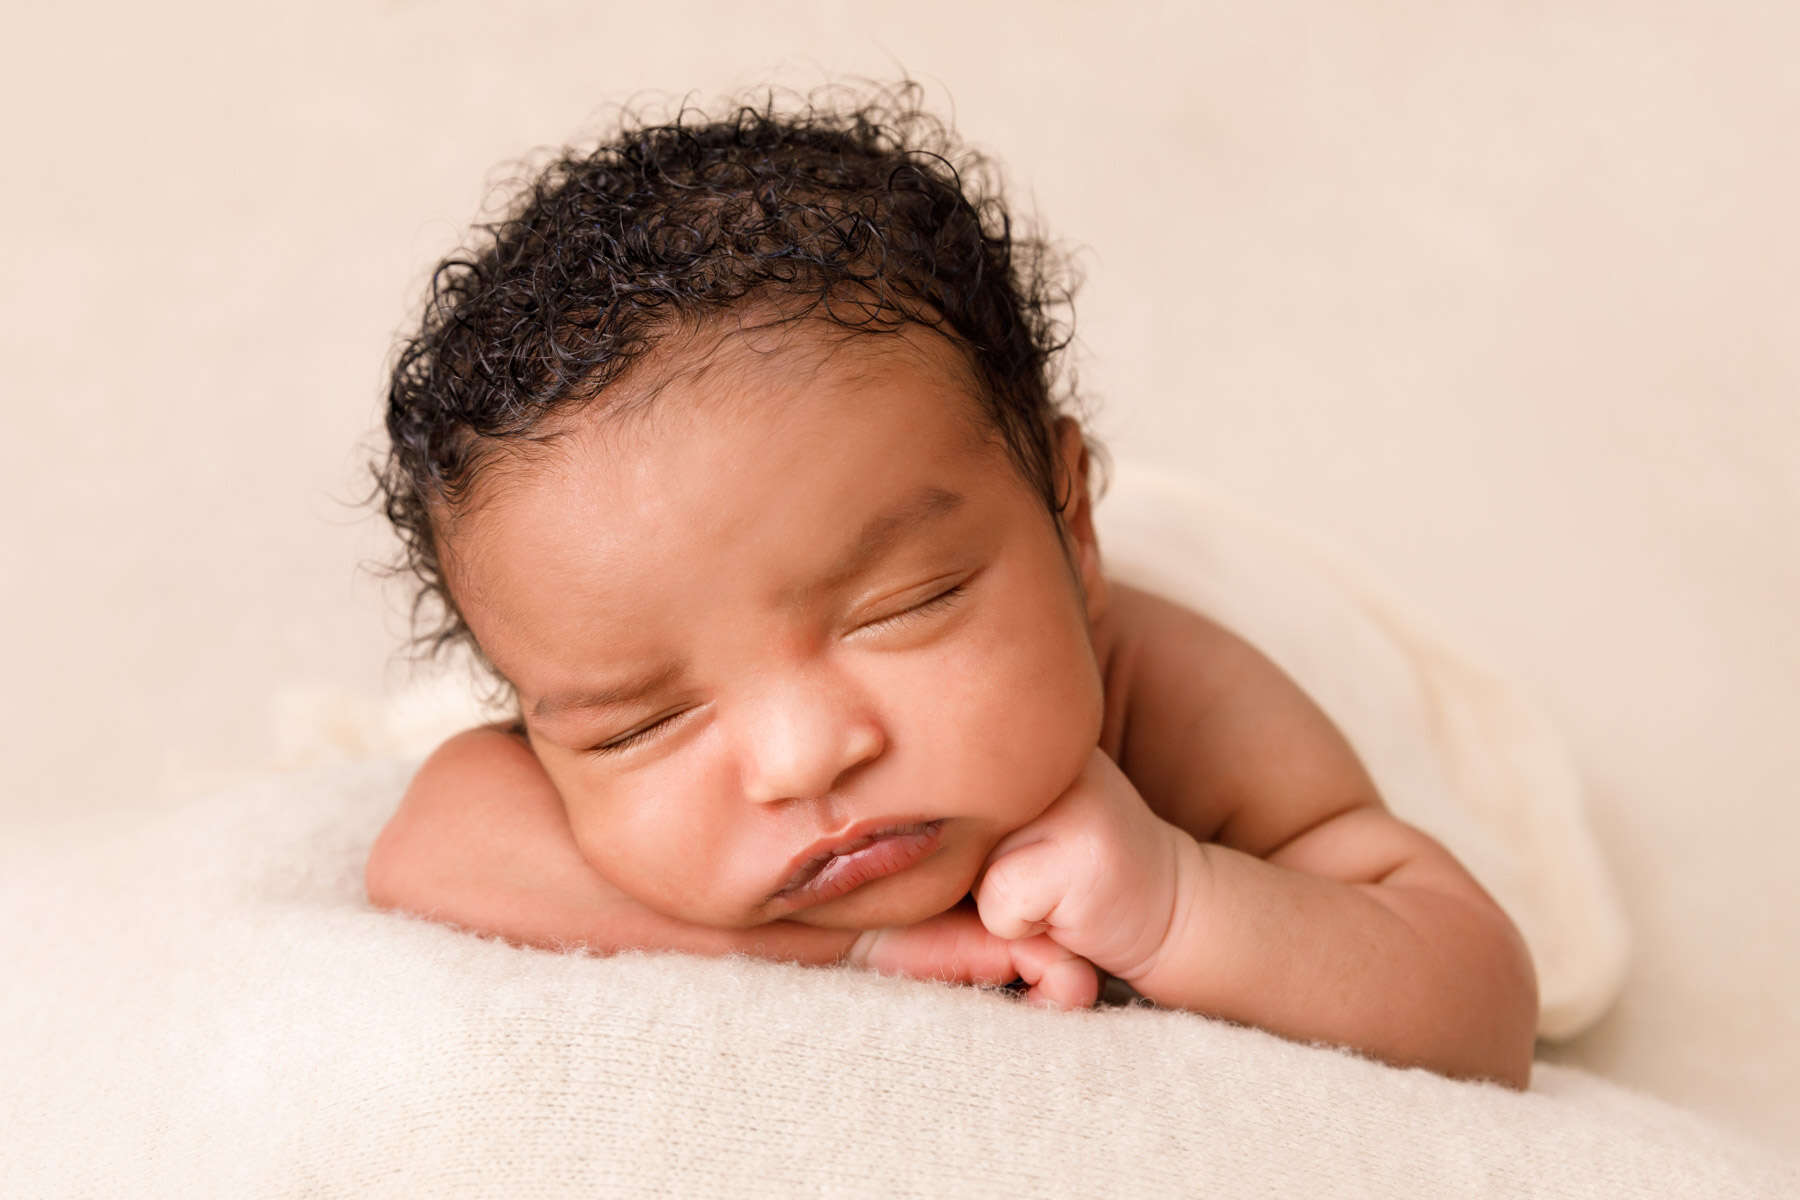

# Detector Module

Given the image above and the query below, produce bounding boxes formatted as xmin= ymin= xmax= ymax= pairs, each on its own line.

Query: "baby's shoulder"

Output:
xmin=1097 ymin=579 xmax=1252 ymax=709
xmin=1096 ymin=578 xmax=1372 ymax=842
xmin=1093 ymin=580 xmax=1250 ymax=763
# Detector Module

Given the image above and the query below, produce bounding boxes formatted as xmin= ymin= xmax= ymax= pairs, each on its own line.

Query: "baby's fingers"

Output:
xmin=847 ymin=907 xmax=1020 ymax=987
xmin=1007 ymin=933 xmax=1100 ymax=1011
xmin=845 ymin=908 xmax=1097 ymax=1009
xmin=974 ymin=836 xmax=1070 ymax=942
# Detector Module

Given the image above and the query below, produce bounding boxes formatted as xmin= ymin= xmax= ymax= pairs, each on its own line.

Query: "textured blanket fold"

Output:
xmin=3 ymin=761 xmax=1793 ymax=1197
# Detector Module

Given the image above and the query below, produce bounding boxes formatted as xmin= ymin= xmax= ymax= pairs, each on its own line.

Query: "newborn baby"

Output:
xmin=365 ymin=89 xmax=1537 ymax=1087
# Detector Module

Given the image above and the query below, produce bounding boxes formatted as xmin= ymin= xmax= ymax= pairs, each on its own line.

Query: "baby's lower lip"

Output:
xmin=778 ymin=821 xmax=945 ymax=906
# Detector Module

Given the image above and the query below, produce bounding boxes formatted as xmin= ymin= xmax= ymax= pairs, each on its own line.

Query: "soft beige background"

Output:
xmin=4 ymin=0 xmax=1795 ymax=1153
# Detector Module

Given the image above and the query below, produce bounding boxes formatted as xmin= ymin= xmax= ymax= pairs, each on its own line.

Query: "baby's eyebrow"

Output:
xmin=801 ymin=485 xmax=966 ymax=600
xmin=532 ymin=661 xmax=684 ymax=720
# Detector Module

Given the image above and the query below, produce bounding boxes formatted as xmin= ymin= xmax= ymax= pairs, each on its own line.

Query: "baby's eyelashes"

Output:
xmin=570 ymin=575 xmax=979 ymax=759
xmin=851 ymin=582 xmax=968 ymax=638
xmin=587 ymin=706 xmax=699 ymax=756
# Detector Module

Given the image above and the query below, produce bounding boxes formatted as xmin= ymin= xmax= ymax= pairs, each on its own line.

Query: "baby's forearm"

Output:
xmin=369 ymin=808 xmax=860 ymax=965
xmin=1125 ymin=835 xmax=1538 ymax=1087
xmin=366 ymin=726 xmax=860 ymax=965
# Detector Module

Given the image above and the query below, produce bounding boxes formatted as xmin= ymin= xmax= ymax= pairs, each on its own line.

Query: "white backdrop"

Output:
xmin=4 ymin=0 xmax=1795 ymax=1152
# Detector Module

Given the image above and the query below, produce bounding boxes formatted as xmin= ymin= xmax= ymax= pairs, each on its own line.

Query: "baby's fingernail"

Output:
xmin=847 ymin=928 xmax=884 ymax=967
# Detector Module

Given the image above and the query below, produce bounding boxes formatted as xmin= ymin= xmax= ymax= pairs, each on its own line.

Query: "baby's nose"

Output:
xmin=736 ymin=676 xmax=886 ymax=805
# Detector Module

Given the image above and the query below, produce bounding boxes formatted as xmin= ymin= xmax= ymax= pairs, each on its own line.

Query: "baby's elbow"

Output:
xmin=1400 ymin=887 xmax=1538 ymax=1089
xmin=363 ymin=753 xmax=462 ymax=914
xmin=365 ymin=723 xmax=533 ymax=914
xmin=364 ymin=809 xmax=428 ymax=915
xmin=1475 ymin=903 xmax=1540 ymax=1090
xmin=1507 ymin=966 xmax=1541 ymax=1090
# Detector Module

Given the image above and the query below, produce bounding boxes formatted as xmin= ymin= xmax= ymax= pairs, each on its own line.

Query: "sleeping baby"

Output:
xmin=365 ymin=86 xmax=1537 ymax=1087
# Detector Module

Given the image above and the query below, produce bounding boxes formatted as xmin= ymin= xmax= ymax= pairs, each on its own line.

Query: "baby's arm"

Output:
xmin=365 ymin=727 xmax=1095 ymax=1007
xmin=1104 ymin=586 xmax=1538 ymax=1085
xmin=972 ymin=584 xmax=1537 ymax=1086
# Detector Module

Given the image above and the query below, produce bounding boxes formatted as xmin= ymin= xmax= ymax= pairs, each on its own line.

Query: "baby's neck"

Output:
xmin=1089 ymin=581 xmax=1134 ymax=766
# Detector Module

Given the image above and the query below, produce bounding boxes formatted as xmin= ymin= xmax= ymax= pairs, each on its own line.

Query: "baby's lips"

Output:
xmin=773 ymin=819 xmax=945 ymax=907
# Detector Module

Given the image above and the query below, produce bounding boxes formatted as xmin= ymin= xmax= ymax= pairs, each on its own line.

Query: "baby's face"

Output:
xmin=446 ymin=321 xmax=1106 ymax=931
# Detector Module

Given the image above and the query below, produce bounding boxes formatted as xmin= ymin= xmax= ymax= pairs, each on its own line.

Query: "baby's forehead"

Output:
xmin=607 ymin=315 xmax=995 ymax=432
xmin=452 ymin=317 xmax=970 ymax=497
xmin=444 ymin=318 xmax=1021 ymax=582
xmin=458 ymin=318 xmax=1007 ymax=519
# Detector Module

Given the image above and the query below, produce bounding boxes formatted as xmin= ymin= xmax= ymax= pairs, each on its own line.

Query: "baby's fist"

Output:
xmin=974 ymin=747 xmax=1187 ymax=980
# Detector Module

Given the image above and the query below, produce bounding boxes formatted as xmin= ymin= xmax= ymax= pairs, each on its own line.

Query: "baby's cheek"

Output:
xmin=999 ymin=656 xmax=1106 ymax=814
xmin=546 ymin=765 xmax=695 ymax=910
xmin=583 ymin=758 xmax=785 ymax=928
xmin=942 ymin=693 xmax=1099 ymax=834
xmin=553 ymin=779 xmax=636 ymax=884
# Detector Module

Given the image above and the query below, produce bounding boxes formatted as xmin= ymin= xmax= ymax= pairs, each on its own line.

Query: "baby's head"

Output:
xmin=378 ymin=88 xmax=1111 ymax=931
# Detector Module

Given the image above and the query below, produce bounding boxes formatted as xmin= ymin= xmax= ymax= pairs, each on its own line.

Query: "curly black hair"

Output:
xmin=375 ymin=82 xmax=1094 ymax=670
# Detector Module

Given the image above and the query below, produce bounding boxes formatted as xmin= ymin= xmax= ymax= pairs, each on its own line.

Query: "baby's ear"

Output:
xmin=1052 ymin=417 xmax=1109 ymax=625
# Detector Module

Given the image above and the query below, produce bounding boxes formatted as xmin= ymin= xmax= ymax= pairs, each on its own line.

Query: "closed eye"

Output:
xmin=585 ymin=584 xmax=967 ymax=754
xmin=855 ymin=582 xmax=967 ymax=636
xmin=588 ymin=707 xmax=692 ymax=756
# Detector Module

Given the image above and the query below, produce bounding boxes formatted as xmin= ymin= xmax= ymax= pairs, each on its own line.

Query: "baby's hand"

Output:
xmin=847 ymin=903 xmax=1099 ymax=1010
xmin=973 ymin=747 xmax=1188 ymax=981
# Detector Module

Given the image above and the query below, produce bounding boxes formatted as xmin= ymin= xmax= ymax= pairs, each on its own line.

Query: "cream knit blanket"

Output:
xmin=3 ymin=761 xmax=1793 ymax=1196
